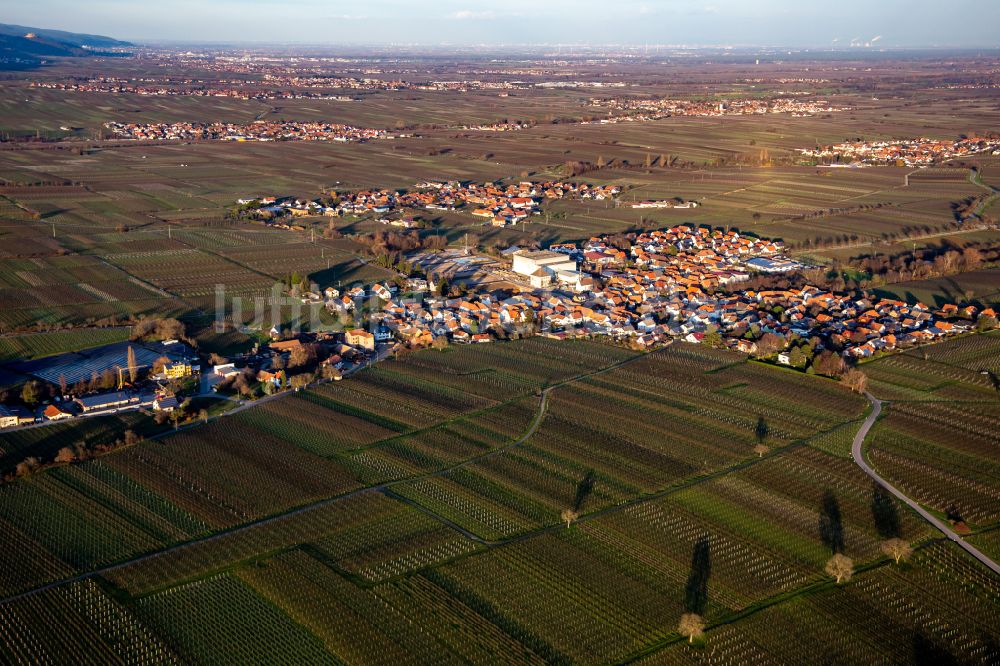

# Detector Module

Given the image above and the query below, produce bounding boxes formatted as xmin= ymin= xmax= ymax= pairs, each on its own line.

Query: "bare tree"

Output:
xmin=678 ymin=613 xmax=705 ymax=644
xmin=20 ymin=381 xmax=40 ymax=406
xmin=881 ymin=538 xmax=913 ymax=565
xmin=127 ymin=345 xmax=139 ymax=384
xmin=825 ymin=553 xmax=854 ymax=584
xmin=54 ymin=447 xmax=75 ymax=464
xmin=842 ymin=369 xmax=868 ymax=394
xmin=152 ymin=355 xmax=171 ymax=374
xmin=15 ymin=457 xmax=41 ymax=478
xmin=754 ymin=332 xmax=785 ymax=358
xmin=753 ymin=443 xmax=770 ymax=458
xmin=560 ymin=508 xmax=579 ymax=528
xmin=289 ymin=344 xmax=319 ymax=369
xmin=290 ymin=372 xmax=314 ymax=390
xmin=208 ymin=352 xmax=229 ymax=366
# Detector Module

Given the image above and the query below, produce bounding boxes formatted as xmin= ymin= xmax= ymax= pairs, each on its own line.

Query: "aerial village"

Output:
xmin=1 ymin=176 xmax=991 ymax=432
xmin=798 ymin=135 xmax=1000 ymax=165
xmin=338 ymin=224 xmax=987 ymax=360
xmin=32 ymin=80 xmax=358 ymax=101
xmin=242 ymin=180 xmax=623 ymax=228
xmin=589 ymin=96 xmax=850 ymax=120
xmin=32 ymin=74 xmax=617 ymax=97
xmin=102 ymin=120 xmax=390 ymax=142
xmin=236 ymin=181 xmax=990 ymax=369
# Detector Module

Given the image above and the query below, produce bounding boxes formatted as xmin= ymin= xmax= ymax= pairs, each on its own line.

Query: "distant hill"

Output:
xmin=0 ymin=22 xmax=130 ymax=69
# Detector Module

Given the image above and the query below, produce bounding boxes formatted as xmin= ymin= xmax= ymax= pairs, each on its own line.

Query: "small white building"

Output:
xmin=214 ymin=363 xmax=239 ymax=378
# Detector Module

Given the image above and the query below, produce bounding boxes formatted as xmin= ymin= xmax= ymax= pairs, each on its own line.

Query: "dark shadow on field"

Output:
xmin=912 ymin=632 xmax=958 ymax=666
xmin=309 ymin=259 xmax=371 ymax=287
xmin=572 ymin=469 xmax=595 ymax=512
xmin=871 ymin=481 xmax=901 ymax=539
xmin=755 ymin=415 xmax=769 ymax=444
xmin=872 ymin=285 xmax=962 ymax=310
xmin=819 ymin=490 xmax=845 ymax=554
xmin=978 ymin=632 xmax=1000 ymax=665
xmin=985 ymin=370 xmax=1000 ymax=393
xmin=684 ymin=535 xmax=712 ymax=615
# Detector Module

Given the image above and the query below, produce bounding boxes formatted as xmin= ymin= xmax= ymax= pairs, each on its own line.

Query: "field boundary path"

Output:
xmin=0 ymin=343 xmax=663 ymax=605
xmin=969 ymin=168 xmax=1000 ymax=218
xmin=852 ymin=392 xmax=1000 ymax=576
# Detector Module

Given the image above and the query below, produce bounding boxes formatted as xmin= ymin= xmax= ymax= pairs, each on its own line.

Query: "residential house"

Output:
xmin=43 ymin=404 xmax=73 ymax=421
xmin=346 ymin=329 xmax=376 ymax=351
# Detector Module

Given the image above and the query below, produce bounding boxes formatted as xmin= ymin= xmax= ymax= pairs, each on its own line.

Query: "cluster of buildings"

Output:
xmin=416 ymin=80 xmax=532 ymax=91
xmin=237 ymin=196 xmax=339 ymax=223
xmin=103 ymin=121 xmax=389 ymax=143
xmin=31 ymin=80 xmax=356 ymax=101
xmin=262 ymin=74 xmax=407 ymax=90
xmin=798 ymin=136 xmax=1000 ymax=166
xmin=37 ymin=76 xmax=636 ymax=105
xmin=0 ymin=340 xmax=200 ymax=429
xmin=631 ymin=200 xmax=699 ymax=209
xmin=243 ymin=180 xmax=622 ymax=228
xmin=328 ymin=225 xmax=977 ymax=364
xmin=459 ymin=121 xmax=533 ymax=132
xmin=742 ymin=78 xmax=831 ymax=84
xmin=589 ymin=96 xmax=849 ymax=120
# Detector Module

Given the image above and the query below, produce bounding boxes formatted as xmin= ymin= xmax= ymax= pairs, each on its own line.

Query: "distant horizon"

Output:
xmin=4 ymin=0 xmax=999 ymax=49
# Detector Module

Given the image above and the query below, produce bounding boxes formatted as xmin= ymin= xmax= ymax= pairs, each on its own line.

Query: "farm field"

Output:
xmin=3 ymin=339 xmax=995 ymax=663
xmin=0 ymin=112 xmax=996 ymax=349
xmin=1 ymin=74 xmax=998 ymax=342
xmin=861 ymin=332 xmax=1000 ymax=531
xmin=0 ymin=410 xmax=155 ymax=479
xmin=1 ymin=43 xmax=999 ymax=665
xmin=0 ymin=327 xmax=131 ymax=362
xmin=873 ymin=269 xmax=1000 ymax=309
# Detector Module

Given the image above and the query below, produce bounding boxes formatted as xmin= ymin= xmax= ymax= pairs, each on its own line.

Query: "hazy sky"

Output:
xmin=5 ymin=0 xmax=998 ymax=47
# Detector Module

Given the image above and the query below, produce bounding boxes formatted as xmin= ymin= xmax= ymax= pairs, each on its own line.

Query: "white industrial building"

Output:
xmin=511 ymin=250 xmax=589 ymax=291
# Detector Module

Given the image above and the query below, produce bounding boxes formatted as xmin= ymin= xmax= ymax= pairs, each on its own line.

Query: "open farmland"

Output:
xmin=2 ymin=338 xmax=996 ymax=663
xmin=1 ymin=39 xmax=1000 ymax=665
xmin=0 ymin=326 xmax=130 ymax=362
xmin=861 ymin=332 xmax=1000 ymax=529
xmin=873 ymin=269 xmax=1000 ymax=309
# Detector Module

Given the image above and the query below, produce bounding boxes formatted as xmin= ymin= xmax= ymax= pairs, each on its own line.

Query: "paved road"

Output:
xmin=852 ymin=392 xmax=1000 ymax=576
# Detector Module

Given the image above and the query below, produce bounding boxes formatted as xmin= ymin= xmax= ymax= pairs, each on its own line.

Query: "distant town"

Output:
xmin=240 ymin=180 xmax=623 ymax=228
xmin=798 ymin=136 xmax=1000 ymax=166
xmin=7 ymin=216 xmax=990 ymax=434
xmin=102 ymin=120 xmax=391 ymax=142
xmin=590 ymin=96 xmax=850 ymax=119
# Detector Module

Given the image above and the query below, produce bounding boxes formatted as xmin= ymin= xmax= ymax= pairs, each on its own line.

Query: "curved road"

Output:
xmin=852 ymin=392 xmax=1000 ymax=575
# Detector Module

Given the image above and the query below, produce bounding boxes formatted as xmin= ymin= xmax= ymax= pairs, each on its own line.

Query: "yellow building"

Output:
xmin=346 ymin=329 xmax=376 ymax=351
xmin=164 ymin=362 xmax=193 ymax=379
